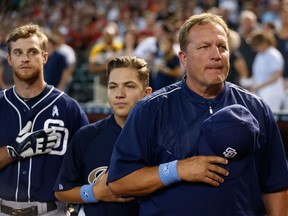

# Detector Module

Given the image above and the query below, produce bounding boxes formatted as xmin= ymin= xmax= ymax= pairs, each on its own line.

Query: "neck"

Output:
xmin=114 ymin=115 xmax=126 ymax=128
xmin=14 ymin=80 xmax=46 ymax=99
xmin=186 ymin=79 xmax=224 ymax=99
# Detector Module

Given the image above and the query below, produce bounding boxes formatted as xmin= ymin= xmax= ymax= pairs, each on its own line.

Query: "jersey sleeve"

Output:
xmin=107 ymin=101 xmax=154 ymax=183
xmin=257 ymin=106 xmax=288 ymax=193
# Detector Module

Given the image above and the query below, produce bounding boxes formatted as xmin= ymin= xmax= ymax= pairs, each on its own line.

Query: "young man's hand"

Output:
xmin=7 ymin=121 xmax=58 ymax=159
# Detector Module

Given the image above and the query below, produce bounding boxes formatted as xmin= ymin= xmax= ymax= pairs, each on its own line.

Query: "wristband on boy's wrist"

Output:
xmin=158 ymin=160 xmax=181 ymax=186
xmin=80 ymin=184 xmax=98 ymax=203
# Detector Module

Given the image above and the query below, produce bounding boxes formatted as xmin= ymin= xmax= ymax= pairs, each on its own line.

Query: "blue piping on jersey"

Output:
xmin=149 ymin=87 xmax=181 ymax=101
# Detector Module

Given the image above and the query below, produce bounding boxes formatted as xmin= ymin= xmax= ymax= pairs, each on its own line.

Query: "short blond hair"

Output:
xmin=6 ymin=24 xmax=48 ymax=54
xmin=178 ymin=12 xmax=229 ymax=52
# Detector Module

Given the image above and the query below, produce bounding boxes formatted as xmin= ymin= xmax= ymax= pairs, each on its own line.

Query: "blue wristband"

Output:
xmin=158 ymin=160 xmax=181 ymax=186
xmin=80 ymin=184 xmax=98 ymax=203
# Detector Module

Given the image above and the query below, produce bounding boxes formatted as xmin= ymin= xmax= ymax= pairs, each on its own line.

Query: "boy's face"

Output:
xmin=108 ymin=67 xmax=150 ymax=121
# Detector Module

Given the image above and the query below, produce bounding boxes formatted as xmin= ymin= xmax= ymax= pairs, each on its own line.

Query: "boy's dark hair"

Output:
xmin=107 ymin=56 xmax=150 ymax=88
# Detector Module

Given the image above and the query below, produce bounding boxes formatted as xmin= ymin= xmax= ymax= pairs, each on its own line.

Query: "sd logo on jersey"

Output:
xmin=44 ymin=119 xmax=69 ymax=155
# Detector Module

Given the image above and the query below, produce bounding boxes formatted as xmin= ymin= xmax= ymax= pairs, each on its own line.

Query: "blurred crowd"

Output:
xmin=1 ymin=0 xmax=288 ymax=111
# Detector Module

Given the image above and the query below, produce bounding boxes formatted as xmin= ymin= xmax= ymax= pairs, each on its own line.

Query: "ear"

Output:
xmin=6 ymin=55 xmax=12 ymax=66
xmin=178 ymin=50 xmax=187 ymax=69
xmin=42 ymin=52 xmax=48 ymax=64
xmin=145 ymin=87 xmax=153 ymax=96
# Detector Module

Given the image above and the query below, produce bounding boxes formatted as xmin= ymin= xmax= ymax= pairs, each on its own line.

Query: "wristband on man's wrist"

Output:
xmin=80 ymin=184 xmax=98 ymax=203
xmin=158 ymin=160 xmax=181 ymax=186
xmin=7 ymin=146 xmax=19 ymax=160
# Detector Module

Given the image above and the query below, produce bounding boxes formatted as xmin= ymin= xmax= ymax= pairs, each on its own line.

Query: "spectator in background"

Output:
xmin=238 ymin=10 xmax=258 ymax=77
xmin=134 ymin=21 xmax=173 ymax=62
xmin=155 ymin=0 xmax=175 ymax=21
xmin=56 ymin=29 xmax=77 ymax=93
xmin=120 ymin=28 xmax=139 ymax=56
xmin=88 ymin=23 xmax=122 ymax=104
xmin=274 ymin=7 xmax=288 ymax=109
xmin=0 ymin=30 xmax=13 ymax=90
xmin=244 ymin=30 xmax=285 ymax=112
xmin=262 ymin=22 xmax=276 ymax=34
xmin=137 ymin=11 xmax=157 ymax=41
xmin=218 ymin=0 xmax=240 ymax=30
xmin=227 ymin=29 xmax=249 ymax=85
xmin=0 ymin=55 xmax=14 ymax=90
xmin=260 ymin=0 xmax=281 ymax=30
xmin=152 ymin=34 xmax=182 ymax=91
xmin=5 ymin=0 xmax=288 ymax=111
xmin=84 ymin=9 xmax=109 ymax=47
xmin=134 ymin=21 xmax=175 ymax=87
xmin=44 ymin=31 xmax=70 ymax=92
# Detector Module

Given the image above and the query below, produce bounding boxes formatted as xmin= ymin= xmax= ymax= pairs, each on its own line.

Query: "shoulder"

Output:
xmin=73 ymin=115 xmax=114 ymax=142
xmin=0 ymin=87 xmax=16 ymax=103
xmin=226 ymin=82 xmax=261 ymax=100
xmin=134 ymin=83 xmax=182 ymax=114
xmin=50 ymin=88 xmax=86 ymax=113
xmin=81 ymin=115 xmax=112 ymax=131
xmin=261 ymin=47 xmax=284 ymax=66
xmin=226 ymin=82 xmax=272 ymax=117
xmin=52 ymin=88 xmax=78 ymax=103
xmin=145 ymin=82 xmax=181 ymax=100
xmin=266 ymin=47 xmax=282 ymax=58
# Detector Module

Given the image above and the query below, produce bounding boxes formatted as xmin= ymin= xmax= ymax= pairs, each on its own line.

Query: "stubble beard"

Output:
xmin=14 ymin=66 xmax=41 ymax=84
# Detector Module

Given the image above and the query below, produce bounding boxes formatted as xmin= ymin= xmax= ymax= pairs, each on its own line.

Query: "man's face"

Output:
xmin=108 ymin=67 xmax=150 ymax=120
xmin=7 ymin=35 xmax=48 ymax=83
xmin=178 ymin=22 xmax=230 ymax=97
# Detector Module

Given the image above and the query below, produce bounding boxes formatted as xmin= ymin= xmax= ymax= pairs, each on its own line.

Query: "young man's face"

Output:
xmin=108 ymin=67 xmax=151 ymax=121
xmin=7 ymin=35 xmax=48 ymax=83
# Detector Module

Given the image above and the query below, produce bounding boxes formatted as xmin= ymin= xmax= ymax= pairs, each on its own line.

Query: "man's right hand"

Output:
xmin=7 ymin=121 xmax=58 ymax=159
xmin=177 ymin=156 xmax=229 ymax=187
